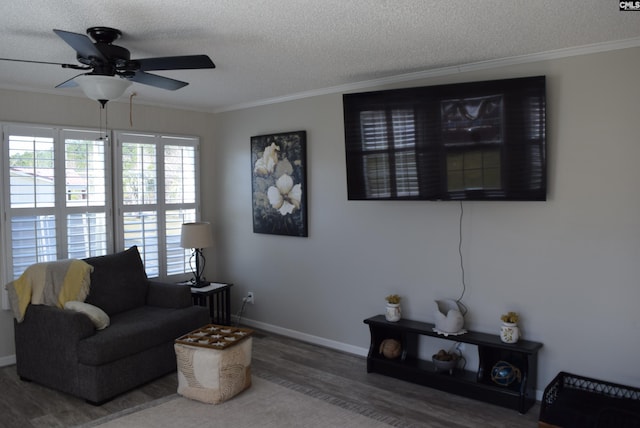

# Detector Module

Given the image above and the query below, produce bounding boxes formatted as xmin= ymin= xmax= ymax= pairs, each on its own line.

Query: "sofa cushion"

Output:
xmin=77 ymin=305 xmax=209 ymax=366
xmin=84 ymin=246 xmax=148 ymax=316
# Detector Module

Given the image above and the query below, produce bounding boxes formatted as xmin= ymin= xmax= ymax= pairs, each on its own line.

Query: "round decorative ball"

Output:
xmin=490 ymin=360 xmax=522 ymax=386
xmin=378 ymin=339 xmax=402 ymax=359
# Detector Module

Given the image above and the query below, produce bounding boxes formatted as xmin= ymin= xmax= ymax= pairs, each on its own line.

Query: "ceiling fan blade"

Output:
xmin=0 ymin=57 xmax=87 ymax=69
xmin=53 ymin=29 xmax=107 ymax=61
xmin=55 ymin=74 xmax=83 ymax=88
xmin=135 ymin=55 xmax=215 ymax=71
xmin=126 ymin=71 xmax=189 ymax=90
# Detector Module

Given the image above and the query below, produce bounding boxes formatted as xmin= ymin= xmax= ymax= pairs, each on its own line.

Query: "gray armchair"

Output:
xmin=14 ymin=246 xmax=209 ymax=404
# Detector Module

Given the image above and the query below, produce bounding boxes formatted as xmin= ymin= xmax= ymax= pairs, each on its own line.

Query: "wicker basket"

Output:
xmin=539 ymin=371 xmax=640 ymax=428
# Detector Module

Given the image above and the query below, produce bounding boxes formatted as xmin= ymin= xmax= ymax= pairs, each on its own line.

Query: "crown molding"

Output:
xmin=214 ymin=37 xmax=640 ymax=114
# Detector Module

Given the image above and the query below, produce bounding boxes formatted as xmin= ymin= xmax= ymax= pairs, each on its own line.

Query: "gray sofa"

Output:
xmin=14 ymin=246 xmax=210 ymax=404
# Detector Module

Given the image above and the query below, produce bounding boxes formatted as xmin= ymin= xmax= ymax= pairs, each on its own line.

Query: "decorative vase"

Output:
xmin=385 ymin=303 xmax=401 ymax=322
xmin=500 ymin=322 xmax=520 ymax=343
xmin=433 ymin=299 xmax=465 ymax=334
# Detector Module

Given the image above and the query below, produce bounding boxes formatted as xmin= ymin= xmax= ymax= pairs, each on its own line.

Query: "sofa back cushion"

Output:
xmin=84 ymin=246 xmax=149 ymax=316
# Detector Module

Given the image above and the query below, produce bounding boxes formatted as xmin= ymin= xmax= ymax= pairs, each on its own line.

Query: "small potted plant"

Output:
xmin=384 ymin=294 xmax=401 ymax=322
xmin=500 ymin=311 xmax=519 ymax=324
xmin=499 ymin=311 xmax=520 ymax=343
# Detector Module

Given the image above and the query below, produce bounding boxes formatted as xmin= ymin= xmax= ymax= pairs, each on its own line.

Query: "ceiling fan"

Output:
xmin=0 ymin=26 xmax=215 ymax=104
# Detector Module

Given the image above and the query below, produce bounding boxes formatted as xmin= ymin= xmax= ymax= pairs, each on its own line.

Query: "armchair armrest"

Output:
xmin=16 ymin=304 xmax=95 ymax=342
xmin=146 ymin=280 xmax=192 ymax=308
xmin=14 ymin=305 xmax=95 ymax=379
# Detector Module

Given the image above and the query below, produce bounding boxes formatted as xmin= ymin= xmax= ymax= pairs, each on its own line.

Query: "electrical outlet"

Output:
xmin=246 ymin=292 xmax=254 ymax=304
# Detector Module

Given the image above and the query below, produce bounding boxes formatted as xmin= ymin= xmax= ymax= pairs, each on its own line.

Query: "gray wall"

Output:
xmin=210 ymin=47 xmax=640 ymax=391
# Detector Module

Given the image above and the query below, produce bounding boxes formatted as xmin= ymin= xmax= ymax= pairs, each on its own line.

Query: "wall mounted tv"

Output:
xmin=343 ymin=76 xmax=546 ymax=201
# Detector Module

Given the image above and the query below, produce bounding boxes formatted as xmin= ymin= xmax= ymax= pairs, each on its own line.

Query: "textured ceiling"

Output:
xmin=0 ymin=0 xmax=639 ymax=112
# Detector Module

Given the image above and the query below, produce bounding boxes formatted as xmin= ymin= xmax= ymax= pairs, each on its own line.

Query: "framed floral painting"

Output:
xmin=251 ymin=131 xmax=307 ymax=237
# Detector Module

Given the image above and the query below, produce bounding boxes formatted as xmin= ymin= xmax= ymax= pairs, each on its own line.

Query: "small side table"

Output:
xmin=181 ymin=282 xmax=233 ymax=325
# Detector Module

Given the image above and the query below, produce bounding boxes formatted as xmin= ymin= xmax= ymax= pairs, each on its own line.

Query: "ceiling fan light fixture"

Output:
xmin=76 ymin=74 xmax=131 ymax=102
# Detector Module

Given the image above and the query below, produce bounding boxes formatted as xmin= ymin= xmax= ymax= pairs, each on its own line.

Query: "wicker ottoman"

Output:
xmin=174 ymin=324 xmax=253 ymax=404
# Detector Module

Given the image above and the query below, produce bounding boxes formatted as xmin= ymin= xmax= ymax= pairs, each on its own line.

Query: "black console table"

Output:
xmin=364 ymin=315 xmax=543 ymax=414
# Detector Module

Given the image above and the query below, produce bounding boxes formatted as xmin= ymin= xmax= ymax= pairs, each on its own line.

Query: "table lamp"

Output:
xmin=180 ymin=222 xmax=213 ymax=288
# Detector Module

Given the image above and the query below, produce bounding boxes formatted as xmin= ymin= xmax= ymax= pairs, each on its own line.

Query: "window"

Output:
xmin=1 ymin=124 xmax=201 ymax=289
xmin=114 ymin=132 xmax=199 ymax=279
xmin=3 ymin=125 xmax=110 ymax=280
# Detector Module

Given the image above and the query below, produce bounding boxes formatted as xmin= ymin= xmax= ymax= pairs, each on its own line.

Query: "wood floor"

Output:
xmin=0 ymin=329 xmax=540 ymax=427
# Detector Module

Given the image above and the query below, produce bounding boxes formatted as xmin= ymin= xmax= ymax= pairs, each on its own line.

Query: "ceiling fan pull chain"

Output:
xmin=96 ymin=102 xmax=103 ymax=141
xmin=105 ymin=102 xmax=109 ymax=141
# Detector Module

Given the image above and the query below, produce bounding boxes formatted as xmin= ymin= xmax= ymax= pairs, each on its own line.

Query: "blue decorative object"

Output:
xmin=491 ymin=361 xmax=521 ymax=386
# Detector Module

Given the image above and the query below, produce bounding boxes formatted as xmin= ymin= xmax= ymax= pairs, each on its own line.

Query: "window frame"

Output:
xmin=113 ymin=131 xmax=202 ymax=281
xmin=2 ymin=124 xmax=114 ymax=264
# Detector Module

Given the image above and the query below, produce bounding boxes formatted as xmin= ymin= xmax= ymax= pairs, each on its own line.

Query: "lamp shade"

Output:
xmin=76 ymin=75 xmax=132 ymax=101
xmin=180 ymin=222 xmax=213 ymax=249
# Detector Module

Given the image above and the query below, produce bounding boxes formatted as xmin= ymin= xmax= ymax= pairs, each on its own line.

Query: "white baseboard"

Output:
xmin=236 ymin=316 xmax=369 ymax=358
xmin=0 ymin=354 xmax=16 ymax=367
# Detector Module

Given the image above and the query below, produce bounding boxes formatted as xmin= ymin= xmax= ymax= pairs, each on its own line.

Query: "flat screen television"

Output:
xmin=343 ymin=76 xmax=546 ymax=201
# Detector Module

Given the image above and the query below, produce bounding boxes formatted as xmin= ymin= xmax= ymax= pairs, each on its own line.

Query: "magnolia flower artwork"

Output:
xmin=251 ymin=131 xmax=308 ymax=237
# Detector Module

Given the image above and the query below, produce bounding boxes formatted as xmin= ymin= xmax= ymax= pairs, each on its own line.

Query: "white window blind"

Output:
xmin=114 ymin=132 xmax=199 ymax=279
xmin=164 ymin=142 xmax=197 ymax=275
xmin=2 ymin=125 xmax=111 ymax=279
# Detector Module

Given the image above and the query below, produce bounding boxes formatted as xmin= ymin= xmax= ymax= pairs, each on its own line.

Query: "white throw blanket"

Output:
xmin=5 ymin=259 xmax=93 ymax=322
